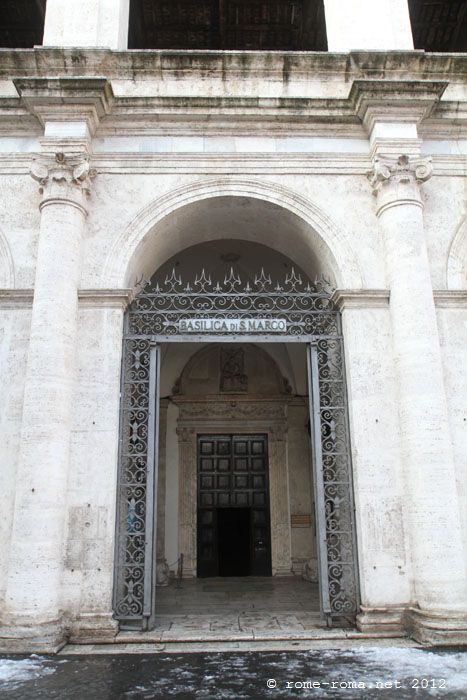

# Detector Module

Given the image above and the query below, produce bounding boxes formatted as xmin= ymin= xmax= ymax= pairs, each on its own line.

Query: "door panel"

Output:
xmin=197 ymin=434 xmax=272 ymax=577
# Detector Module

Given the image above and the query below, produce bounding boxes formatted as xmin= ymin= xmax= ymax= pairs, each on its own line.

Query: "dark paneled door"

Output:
xmin=197 ymin=434 xmax=272 ymax=577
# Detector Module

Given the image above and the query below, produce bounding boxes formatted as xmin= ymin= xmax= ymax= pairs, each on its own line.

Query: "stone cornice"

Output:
xmin=1 ymin=49 xmax=466 ymax=82
xmin=2 ymin=289 xmax=466 ymax=311
xmin=331 ymin=289 xmax=390 ymax=311
xmin=0 ymin=289 xmax=34 ymax=308
xmin=0 ymin=289 xmax=133 ymax=309
xmin=2 ymin=153 xmax=467 ymax=177
xmin=433 ymin=290 xmax=467 ymax=308
xmin=12 ymin=77 xmax=114 ymax=135
xmin=0 ymin=50 xmax=466 ymax=136
xmin=350 ymin=79 xmax=448 ymax=134
xmin=78 ymin=289 xmax=133 ymax=308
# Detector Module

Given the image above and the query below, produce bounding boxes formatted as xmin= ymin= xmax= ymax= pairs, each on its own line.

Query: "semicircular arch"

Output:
xmin=101 ymin=178 xmax=364 ymax=289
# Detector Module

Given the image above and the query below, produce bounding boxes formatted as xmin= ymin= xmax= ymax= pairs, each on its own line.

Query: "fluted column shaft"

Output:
xmin=4 ymin=153 xmax=92 ymax=631
xmin=371 ymin=155 xmax=467 ymax=610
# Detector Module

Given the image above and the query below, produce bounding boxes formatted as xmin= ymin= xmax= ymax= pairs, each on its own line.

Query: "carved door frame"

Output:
xmin=175 ymin=399 xmax=290 ymax=578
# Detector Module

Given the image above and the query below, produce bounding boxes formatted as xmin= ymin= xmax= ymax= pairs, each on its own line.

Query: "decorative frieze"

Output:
xmin=176 ymin=400 xmax=287 ymax=424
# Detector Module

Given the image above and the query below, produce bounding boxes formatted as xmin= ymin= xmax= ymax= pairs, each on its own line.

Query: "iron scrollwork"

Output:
xmin=127 ymin=267 xmax=339 ymax=338
xmin=316 ymin=338 xmax=358 ymax=619
xmin=113 ymin=267 xmax=359 ymax=627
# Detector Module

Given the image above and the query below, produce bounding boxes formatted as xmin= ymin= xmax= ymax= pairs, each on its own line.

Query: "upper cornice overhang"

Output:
xmin=0 ymin=49 xmax=466 ymax=135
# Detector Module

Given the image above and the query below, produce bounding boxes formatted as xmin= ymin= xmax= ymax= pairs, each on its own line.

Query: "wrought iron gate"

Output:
xmin=113 ymin=267 xmax=359 ymax=628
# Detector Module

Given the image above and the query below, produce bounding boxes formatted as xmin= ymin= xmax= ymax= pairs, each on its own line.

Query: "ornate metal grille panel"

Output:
xmin=113 ymin=267 xmax=359 ymax=627
xmin=127 ymin=267 xmax=338 ymax=340
xmin=308 ymin=339 xmax=358 ymax=622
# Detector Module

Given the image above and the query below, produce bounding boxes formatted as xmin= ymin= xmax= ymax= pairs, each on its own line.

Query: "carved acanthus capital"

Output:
xmin=30 ymin=152 xmax=97 ymax=198
xmin=369 ymin=155 xmax=433 ymax=196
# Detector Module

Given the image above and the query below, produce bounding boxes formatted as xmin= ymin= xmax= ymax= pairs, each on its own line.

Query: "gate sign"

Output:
xmin=178 ymin=317 xmax=287 ymax=333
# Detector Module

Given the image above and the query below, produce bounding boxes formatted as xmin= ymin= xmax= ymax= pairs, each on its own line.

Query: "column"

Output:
xmin=0 ymin=150 xmax=92 ymax=652
xmin=324 ymin=0 xmax=413 ymax=51
xmin=42 ymin=0 xmax=130 ymax=49
xmin=370 ymin=153 xmax=467 ymax=638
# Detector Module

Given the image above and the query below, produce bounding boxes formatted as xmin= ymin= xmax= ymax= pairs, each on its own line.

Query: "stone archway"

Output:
xmin=112 ymin=243 xmax=360 ymax=630
xmin=100 ymin=178 xmax=364 ymax=290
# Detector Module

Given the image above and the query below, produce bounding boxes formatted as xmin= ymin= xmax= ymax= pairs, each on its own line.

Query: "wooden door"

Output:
xmin=197 ymin=434 xmax=272 ymax=577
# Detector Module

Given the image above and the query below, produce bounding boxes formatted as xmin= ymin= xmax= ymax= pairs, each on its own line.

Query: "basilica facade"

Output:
xmin=0 ymin=0 xmax=466 ymax=652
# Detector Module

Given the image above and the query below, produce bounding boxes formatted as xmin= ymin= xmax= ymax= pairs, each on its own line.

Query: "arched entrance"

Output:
xmin=113 ymin=238 xmax=359 ymax=631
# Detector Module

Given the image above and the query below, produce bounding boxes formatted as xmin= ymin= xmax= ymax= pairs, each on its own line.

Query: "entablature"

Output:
xmin=0 ymin=49 xmax=465 ymax=138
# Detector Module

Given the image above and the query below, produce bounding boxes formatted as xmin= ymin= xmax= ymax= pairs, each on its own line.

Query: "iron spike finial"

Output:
xmin=194 ymin=268 xmax=212 ymax=291
xmin=165 ymin=268 xmax=182 ymax=291
xmin=285 ymin=267 xmax=302 ymax=291
xmin=254 ymin=268 xmax=272 ymax=290
xmin=224 ymin=267 xmax=241 ymax=290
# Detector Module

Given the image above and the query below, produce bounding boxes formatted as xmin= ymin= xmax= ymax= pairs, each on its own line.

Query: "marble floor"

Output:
xmin=119 ymin=577 xmax=326 ymax=643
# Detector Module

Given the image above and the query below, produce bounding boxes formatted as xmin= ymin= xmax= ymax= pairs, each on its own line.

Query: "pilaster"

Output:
xmin=269 ymin=426 xmax=292 ymax=576
xmin=177 ymin=427 xmax=197 ymax=578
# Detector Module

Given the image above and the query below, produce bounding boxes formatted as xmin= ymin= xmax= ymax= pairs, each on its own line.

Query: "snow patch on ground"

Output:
xmin=123 ymin=647 xmax=467 ymax=698
xmin=0 ymin=656 xmax=56 ymax=689
xmin=312 ymin=647 xmax=467 ymax=697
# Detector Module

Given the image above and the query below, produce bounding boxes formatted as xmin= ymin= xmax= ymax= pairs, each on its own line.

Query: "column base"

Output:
xmin=407 ymin=607 xmax=467 ymax=646
xmin=68 ymin=612 xmax=118 ymax=644
xmin=356 ymin=606 xmax=406 ymax=635
xmin=0 ymin=619 xmax=67 ymax=654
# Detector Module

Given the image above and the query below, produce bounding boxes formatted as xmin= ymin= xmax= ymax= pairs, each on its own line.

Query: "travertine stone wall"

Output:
xmin=0 ymin=51 xmax=466 ymax=647
xmin=0 ymin=306 xmax=31 ymax=610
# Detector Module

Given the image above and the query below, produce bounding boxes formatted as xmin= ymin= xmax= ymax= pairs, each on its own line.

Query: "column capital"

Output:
xmin=30 ymin=152 xmax=96 ymax=213
xmin=369 ymin=154 xmax=433 ymax=214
